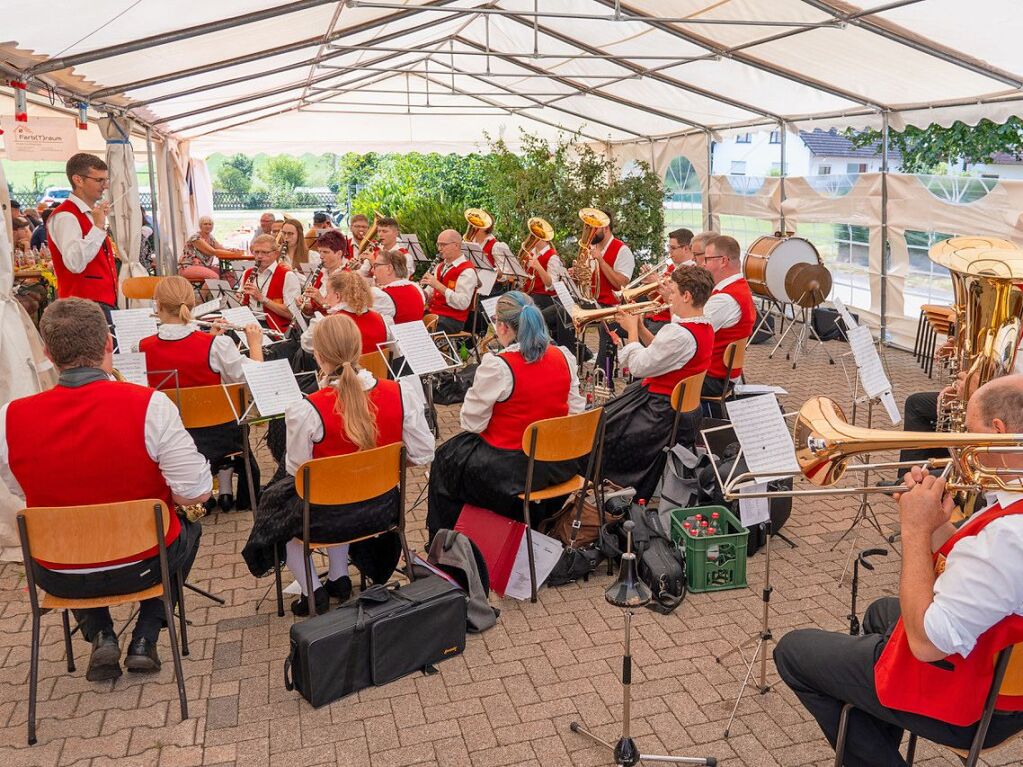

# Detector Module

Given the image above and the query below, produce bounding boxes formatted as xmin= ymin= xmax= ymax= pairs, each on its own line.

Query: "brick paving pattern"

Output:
xmin=2 ymin=336 xmax=1021 ymax=766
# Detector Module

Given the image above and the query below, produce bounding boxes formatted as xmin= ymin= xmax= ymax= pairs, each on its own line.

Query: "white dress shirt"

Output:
xmin=618 ymin=316 xmax=710 ymax=378
xmin=594 ymin=237 xmax=635 ymax=282
xmin=249 ymin=261 xmax=302 ymax=313
xmin=370 ymin=286 xmax=396 ymax=322
xmin=534 ymin=246 xmax=565 ymax=287
xmin=460 ymin=343 xmax=586 ymax=433
xmin=704 ymin=272 xmax=744 ymax=332
xmin=152 ymin=324 xmax=256 ymax=384
xmin=284 ymin=369 xmax=434 ymax=474
xmin=46 ymin=193 xmax=108 ymax=274
xmin=426 ymin=256 xmax=477 ymax=311
xmin=923 ymin=491 xmax=1023 ymax=657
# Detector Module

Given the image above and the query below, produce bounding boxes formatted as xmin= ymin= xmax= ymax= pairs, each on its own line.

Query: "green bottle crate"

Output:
xmin=669 ymin=505 xmax=748 ymax=593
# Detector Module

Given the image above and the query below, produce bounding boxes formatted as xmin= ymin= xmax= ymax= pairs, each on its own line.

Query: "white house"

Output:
xmin=711 ymin=128 xmax=902 ymax=178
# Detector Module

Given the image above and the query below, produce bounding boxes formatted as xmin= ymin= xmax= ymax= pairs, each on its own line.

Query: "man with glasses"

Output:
xmin=698 ymin=235 xmax=755 ymax=405
xmin=240 ymin=234 xmax=302 ymax=335
xmin=423 ymin=230 xmax=477 ymax=334
xmin=46 ymin=153 xmax=118 ymax=322
xmin=645 ymin=227 xmax=696 ymax=334
xmin=372 ymin=249 xmax=426 ymax=323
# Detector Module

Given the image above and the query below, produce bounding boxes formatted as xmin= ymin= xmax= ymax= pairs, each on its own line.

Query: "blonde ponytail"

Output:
xmin=153 ymin=275 xmax=195 ymax=324
xmin=314 ymin=314 xmax=379 ymax=450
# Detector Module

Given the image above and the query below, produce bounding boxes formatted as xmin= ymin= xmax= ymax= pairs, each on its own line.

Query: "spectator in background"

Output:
xmin=12 ymin=217 xmax=32 ymax=258
xmin=305 ymin=211 xmax=334 ymax=250
xmin=179 ymin=215 xmax=243 ymax=283
xmin=10 ymin=199 xmax=22 ymax=222
xmin=250 ymin=212 xmax=275 ymax=250
xmin=30 ymin=206 xmax=58 ymax=251
xmin=23 ymin=207 xmax=42 ymax=229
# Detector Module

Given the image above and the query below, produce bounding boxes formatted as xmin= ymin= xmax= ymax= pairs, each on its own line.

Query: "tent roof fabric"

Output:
xmin=3 ymin=0 xmax=1023 ymax=156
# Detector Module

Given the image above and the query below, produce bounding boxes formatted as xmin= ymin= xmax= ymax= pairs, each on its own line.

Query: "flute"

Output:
xmin=194 ymin=318 xmax=286 ymax=340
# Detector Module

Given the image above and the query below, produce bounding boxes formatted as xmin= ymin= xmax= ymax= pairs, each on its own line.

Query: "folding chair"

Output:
xmin=17 ymin=500 xmax=189 ymax=746
xmin=285 ymin=442 xmax=415 ymax=618
xmin=668 ymin=370 xmax=708 ymax=448
xmin=359 ymin=348 xmax=392 ymax=380
xmin=834 ymin=644 xmax=1023 ymax=766
xmin=121 ymin=275 xmax=165 ymax=300
xmin=701 ymin=339 xmax=748 ymax=416
xmin=518 ymin=408 xmax=606 ymax=602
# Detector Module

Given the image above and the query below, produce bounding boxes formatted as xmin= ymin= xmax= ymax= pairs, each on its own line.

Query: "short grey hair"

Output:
xmin=974 ymin=375 xmax=1023 ymax=432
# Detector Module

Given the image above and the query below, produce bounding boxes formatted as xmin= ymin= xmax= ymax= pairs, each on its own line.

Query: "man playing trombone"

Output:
xmin=775 ymin=375 xmax=1023 ymax=766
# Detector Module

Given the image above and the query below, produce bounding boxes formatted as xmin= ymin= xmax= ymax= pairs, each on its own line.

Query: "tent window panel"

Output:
xmin=791 ymin=223 xmax=870 ymax=310
xmin=904 ymin=229 xmax=955 ymax=318
xmin=720 ymin=215 xmax=775 ymax=256
xmin=730 ymin=161 xmax=747 ymax=176
xmin=917 ymin=174 xmax=997 ymax=205
xmin=664 ymin=155 xmax=703 ymax=232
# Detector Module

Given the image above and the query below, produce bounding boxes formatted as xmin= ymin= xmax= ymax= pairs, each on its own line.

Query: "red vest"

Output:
xmin=708 ymin=278 xmax=755 ymax=380
xmin=308 ymin=380 xmax=404 ymax=458
xmin=648 ymin=262 xmax=677 ymax=324
xmin=426 ymin=260 xmax=476 ymax=322
xmin=47 ymin=199 xmax=118 ymax=305
xmin=874 ymin=500 xmax=1023 ymax=725
xmin=642 ymin=320 xmax=714 ymax=396
xmin=138 ymin=331 xmax=220 ymax=389
xmin=595 ymin=238 xmax=626 ymax=307
xmin=242 ymin=264 xmax=293 ymax=333
xmin=6 ymin=380 xmax=179 ymax=568
xmin=334 ymin=309 xmax=388 ymax=354
xmin=523 ymin=246 xmax=558 ymax=297
xmin=481 ymin=347 xmax=571 ymax=450
xmin=382 ymin=283 xmax=426 ymax=324
xmin=482 ymin=237 xmax=497 ymax=267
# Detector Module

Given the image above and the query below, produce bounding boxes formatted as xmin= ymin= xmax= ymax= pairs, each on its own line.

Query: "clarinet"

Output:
xmin=298 ymin=263 xmax=325 ymax=312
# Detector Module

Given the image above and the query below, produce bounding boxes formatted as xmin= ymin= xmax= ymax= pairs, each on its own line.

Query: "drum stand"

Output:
xmin=767 ymin=288 xmax=835 ymax=369
xmin=748 ymin=296 xmax=788 ymax=345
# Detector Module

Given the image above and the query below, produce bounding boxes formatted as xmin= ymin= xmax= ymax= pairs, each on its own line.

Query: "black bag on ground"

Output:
xmin=284 ymin=575 xmax=467 ymax=707
xmin=749 ymin=310 xmax=775 ymax=344
xmin=431 ymin=364 xmax=479 ymax=405
xmin=812 ymin=306 xmax=858 ymax=342
xmin=600 ymin=503 xmax=686 ymax=614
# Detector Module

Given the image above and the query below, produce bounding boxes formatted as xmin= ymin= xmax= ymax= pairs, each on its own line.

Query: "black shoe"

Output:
xmin=325 ymin=576 xmax=353 ymax=603
xmin=290 ymin=587 xmax=329 ymax=617
xmin=125 ymin=637 xmax=161 ymax=673
xmin=204 ymin=497 xmax=218 ymax=515
xmin=218 ymin=493 xmax=234 ymax=512
xmin=86 ymin=629 xmax=121 ymax=682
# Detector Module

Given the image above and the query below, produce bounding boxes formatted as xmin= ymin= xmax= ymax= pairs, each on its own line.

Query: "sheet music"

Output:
xmin=737 ymin=483 xmax=771 ymax=527
xmin=831 ymin=295 xmax=858 ymax=330
xmin=880 ymin=390 xmax=902 ymax=426
xmin=481 ymin=296 xmax=501 ymax=322
xmin=242 ymin=359 xmax=303 ymax=417
xmin=848 ymin=325 xmax=890 ymax=400
xmin=204 ymin=278 xmax=234 ymax=296
xmin=552 ymin=281 xmax=577 ymax=312
xmin=391 ymin=321 xmax=450 ymax=375
xmin=734 ymin=383 xmax=788 ymax=396
xmin=287 ymin=298 xmax=309 ymax=332
xmin=725 ymin=394 xmax=800 ymax=483
xmin=192 ymin=297 xmax=222 ymax=318
xmin=495 ymin=247 xmax=528 ymax=278
xmin=399 ymin=234 xmax=428 ymax=262
xmin=111 ymin=308 xmax=157 ymax=353
xmin=477 ymin=269 xmax=499 ymax=296
xmin=111 ymin=352 xmax=148 ymax=386
xmin=504 ymin=528 xmax=563 ymax=600
xmin=220 ymin=306 xmax=273 ymax=348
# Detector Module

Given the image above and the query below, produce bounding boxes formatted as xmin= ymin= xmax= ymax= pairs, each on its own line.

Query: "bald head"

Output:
xmin=968 ymin=374 xmax=1023 ymax=432
xmin=437 ymin=229 xmax=463 ymax=263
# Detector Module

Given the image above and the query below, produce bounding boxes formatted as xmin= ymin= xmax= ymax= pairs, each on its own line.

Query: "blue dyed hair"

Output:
xmin=495 ymin=290 xmax=550 ymax=363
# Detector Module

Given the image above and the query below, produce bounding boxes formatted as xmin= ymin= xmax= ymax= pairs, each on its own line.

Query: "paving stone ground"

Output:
xmin=2 ymin=333 xmax=1021 ymax=766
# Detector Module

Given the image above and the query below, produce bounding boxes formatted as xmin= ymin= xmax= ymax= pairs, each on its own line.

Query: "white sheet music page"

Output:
xmin=481 ymin=296 xmax=501 ymax=322
xmin=391 ymin=321 xmax=449 ymax=375
xmin=192 ymin=297 xmax=221 ymax=318
xmin=219 ymin=306 xmax=274 ymax=347
xmin=111 ymin=352 xmax=148 ymax=386
xmin=831 ymin=295 xmax=858 ymax=330
xmin=242 ymin=359 xmax=303 ymax=417
xmin=552 ymin=281 xmax=577 ymax=312
xmin=504 ymin=528 xmax=564 ymax=600
xmin=111 ymin=308 xmax=157 ymax=352
xmin=848 ymin=325 xmax=890 ymax=400
xmin=477 ymin=269 xmax=498 ymax=297
xmin=737 ymin=483 xmax=771 ymax=527
xmin=725 ymin=394 xmax=800 ymax=484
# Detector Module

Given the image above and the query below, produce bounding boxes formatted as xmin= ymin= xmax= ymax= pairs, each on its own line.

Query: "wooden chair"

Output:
xmin=423 ymin=314 xmax=439 ymax=333
xmin=121 ymin=275 xmax=165 ymax=300
xmin=701 ymin=339 xmax=748 ymax=416
xmin=286 ymin=442 xmax=415 ymax=618
xmin=17 ymin=500 xmax=189 ymax=746
xmin=517 ymin=408 xmax=606 ymax=602
xmin=833 ymin=644 xmax=1023 ymax=766
xmin=359 ymin=348 xmax=391 ymax=380
xmin=668 ymin=370 xmax=708 ymax=447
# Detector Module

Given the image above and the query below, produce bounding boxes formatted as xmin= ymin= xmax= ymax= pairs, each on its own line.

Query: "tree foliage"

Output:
xmin=259 ymin=155 xmax=306 ymax=191
xmin=848 ymin=118 xmax=1023 ymax=174
xmin=224 ymin=153 xmax=254 ymax=177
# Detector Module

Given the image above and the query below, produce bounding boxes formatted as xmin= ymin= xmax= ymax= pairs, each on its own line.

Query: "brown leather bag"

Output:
xmin=541 ymin=481 xmax=625 ymax=548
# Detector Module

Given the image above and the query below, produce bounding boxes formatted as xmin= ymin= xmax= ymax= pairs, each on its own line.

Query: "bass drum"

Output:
xmin=743 ymin=235 xmax=831 ymax=308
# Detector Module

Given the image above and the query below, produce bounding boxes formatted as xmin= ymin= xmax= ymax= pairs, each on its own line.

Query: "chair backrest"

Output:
xmin=295 ymin=441 xmax=402 ymax=506
xmin=521 ymin=408 xmax=603 ymax=462
xmin=671 ymin=370 xmax=707 ymax=413
xmin=122 ymin=276 xmax=165 ymax=300
xmin=723 ymin=339 xmax=747 ymax=373
xmin=999 ymin=643 xmax=1023 ymax=697
xmin=19 ymin=500 xmax=170 ymax=567
xmin=359 ymin=350 xmax=390 ymax=380
xmin=423 ymin=314 xmax=439 ymax=332
xmin=174 ymin=383 xmax=245 ymax=429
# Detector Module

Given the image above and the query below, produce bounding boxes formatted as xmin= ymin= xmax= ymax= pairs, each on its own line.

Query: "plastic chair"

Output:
xmin=833 ymin=644 xmax=1023 ymax=766
xmin=287 ymin=442 xmax=415 ymax=617
xmin=701 ymin=339 xmax=748 ymax=415
xmin=668 ymin=370 xmax=708 ymax=447
xmin=121 ymin=275 xmax=165 ymax=300
xmin=17 ymin=500 xmax=189 ymax=746
xmin=517 ymin=408 xmax=606 ymax=602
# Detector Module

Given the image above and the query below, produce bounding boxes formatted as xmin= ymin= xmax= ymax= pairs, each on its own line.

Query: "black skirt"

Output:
xmin=599 ymin=380 xmax=702 ymax=502
xmin=426 ymin=431 xmax=578 ymax=541
xmin=241 ymin=466 xmax=401 ymax=584
xmin=189 ymin=422 xmax=261 ymax=508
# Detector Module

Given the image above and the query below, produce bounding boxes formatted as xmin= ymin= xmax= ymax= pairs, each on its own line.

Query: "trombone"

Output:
xmin=570 ymin=298 xmax=664 ymax=333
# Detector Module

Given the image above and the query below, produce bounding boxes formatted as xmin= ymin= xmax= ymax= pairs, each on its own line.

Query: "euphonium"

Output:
xmin=517 ymin=216 xmax=554 ymax=269
xmin=570 ymin=298 xmax=663 ymax=333
xmin=572 ymin=208 xmax=610 ymax=301
xmin=357 ymin=211 xmax=382 ymax=254
xmin=463 ymin=208 xmax=493 ymax=243
xmin=928 ymin=237 xmax=1023 ymax=432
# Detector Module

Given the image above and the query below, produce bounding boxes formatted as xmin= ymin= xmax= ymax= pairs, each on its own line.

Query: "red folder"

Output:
xmin=454 ymin=504 xmax=525 ymax=597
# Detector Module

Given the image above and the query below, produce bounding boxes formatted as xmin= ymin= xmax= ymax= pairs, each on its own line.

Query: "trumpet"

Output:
xmin=614 ymin=256 xmax=673 ymax=302
xmin=464 ymin=208 xmax=493 ymax=243
xmin=517 ymin=217 xmax=554 ymax=270
xmin=570 ymin=298 xmax=663 ymax=333
xmin=194 ymin=318 xmax=286 ymax=340
xmin=572 ymin=208 xmax=610 ymax=301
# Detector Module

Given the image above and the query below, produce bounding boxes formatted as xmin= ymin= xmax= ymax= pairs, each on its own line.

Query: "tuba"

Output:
xmin=572 ymin=208 xmax=610 ymax=301
xmin=517 ymin=216 xmax=554 ymax=269
xmin=357 ymin=211 xmax=382 ymax=254
xmin=928 ymin=237 xmax=1023 ymax=432
xmin=463 ymin=208 xmax=493 ymax=244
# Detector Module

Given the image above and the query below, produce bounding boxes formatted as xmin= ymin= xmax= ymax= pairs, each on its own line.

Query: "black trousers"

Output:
xmin=701 ymin=375 xmax=733 ymax=418
xmin=774 ymin=597 xmax=1023 ymax=767
xmin=543 ymin=303 xmax=577 ymax=351
xmin=435 ymin=314 xmax=466 ymax=335
xmin=32 ymin=519 xmax=202 ymax=644
xmin=899 ymin=391 xmax=944 ymax=475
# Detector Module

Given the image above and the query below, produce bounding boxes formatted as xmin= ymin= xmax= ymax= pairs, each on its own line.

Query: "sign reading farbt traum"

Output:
xmin=0 ymin=116 xmax=79 ymax=161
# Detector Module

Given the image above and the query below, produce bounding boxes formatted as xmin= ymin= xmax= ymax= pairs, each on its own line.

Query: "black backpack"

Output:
xmin=600 ymin=503 xmax=686 ymax=614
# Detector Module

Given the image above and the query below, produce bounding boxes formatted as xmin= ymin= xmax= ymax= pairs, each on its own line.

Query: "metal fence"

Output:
xmin=9 ymin=189 xmax=342 ymax=212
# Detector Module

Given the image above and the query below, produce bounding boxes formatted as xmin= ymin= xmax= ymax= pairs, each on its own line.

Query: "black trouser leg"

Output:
xmin=898 ymin=391 xmax=944 ymax=475
xmin=542 ymin=303 xmax=576 ymax=350
xmin=701 ymin=375 xmax=730 ymax=419
xmin=435 ymin=315 xmax=465 ymax=335
xmin=71 ymin=608 xmax=115 ymax=642
xmin=595 ymin=318 xmax=622 ymax=385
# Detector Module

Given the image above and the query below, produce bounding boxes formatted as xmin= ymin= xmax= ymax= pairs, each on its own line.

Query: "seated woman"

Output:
xmin=301 ymin=270 xmax=389 ymax=355
xmin=179 ymin=215 xmax=242 ymax=284
xmin=427 ymin=291 xmax=585 ymax=540
xmin=601 ymin=265 xmax=715 ymax=502
xmin=242 ymin=314 xmax=434 ymax=615
xmin=138 ymin=276 xmax=263 ymax=512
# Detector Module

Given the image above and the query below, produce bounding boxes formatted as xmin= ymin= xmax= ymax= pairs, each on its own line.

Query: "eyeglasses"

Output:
xmin=372 ymin=262 xmax=389 ymax=269
xmin=80 ymin=175 xmax=109 ymax=184
xmin=701 ymin=254 xmax=726 ymax=263
xmin=251 ymin=249 xmax=274 ymax=256
xmin=436 ymin=241 xmax=458 ymax=249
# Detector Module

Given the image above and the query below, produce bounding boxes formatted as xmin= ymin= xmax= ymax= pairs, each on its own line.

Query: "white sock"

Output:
xmin=217 ymin=468 xmax=234 ymax=495
xmin=326 ymin=545 xmax=350 ymax=581
xmin=284 ymin=539 xmax=322 ymax=595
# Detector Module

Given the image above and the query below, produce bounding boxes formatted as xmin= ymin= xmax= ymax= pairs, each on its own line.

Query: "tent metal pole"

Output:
xmin=145 ymin=128 xmax=163 ymax=276
xmin=705 ymin=131 xmax=714 ymax=232
xmin=778 ymin=121 xmax=787 ymax=234
xmin=880 ymin=110 xmax=891 ymax=341
xmin=162 ymin=148 xmax=180 ymax=276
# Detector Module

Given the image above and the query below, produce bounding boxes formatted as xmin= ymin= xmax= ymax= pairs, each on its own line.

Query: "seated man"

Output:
xmin=0 ymin=298 xmax=211 ymax=681
xmin=775 ymin=375 xmax=1023 ymax=767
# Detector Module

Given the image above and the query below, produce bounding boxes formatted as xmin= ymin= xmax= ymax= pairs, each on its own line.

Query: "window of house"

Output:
xmin=981 ymin=173 xmax=1000 ymax=179
xmin=736 ymin=133 xmax=751 ymax=143
xmin=769 ymin=131 xmax=781 ymax=144
xmin=847 ymin=162 xmax=868 ymax=174
xmin=730 ymin=161 xmax=747 ymax=175
xmin=817 ymin=165 xmax=832 ymax=175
